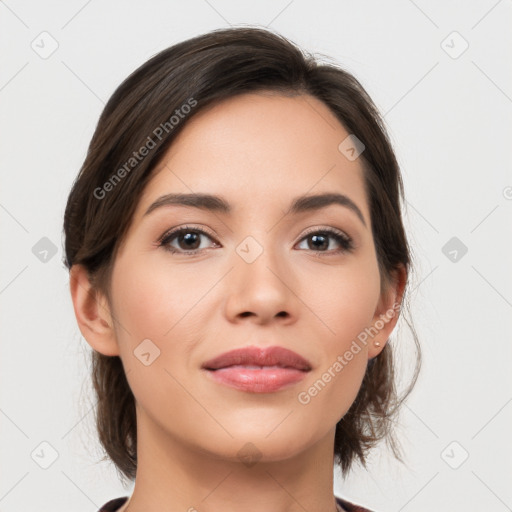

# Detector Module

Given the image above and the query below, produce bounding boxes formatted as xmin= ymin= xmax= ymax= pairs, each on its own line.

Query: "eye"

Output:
xmin=295 ymin=227 xmax=354 ymax=255
xmin=158 ymin=225 xmax=220 ymax=255
xmin=158 ymin=225 xmax=354 ymax=256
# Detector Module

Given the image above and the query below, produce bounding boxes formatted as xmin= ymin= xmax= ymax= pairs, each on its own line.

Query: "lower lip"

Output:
xmin=204 ymin=366 xmax=308 ymax=393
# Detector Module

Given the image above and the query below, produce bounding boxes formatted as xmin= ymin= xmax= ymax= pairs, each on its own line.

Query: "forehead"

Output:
xmin=135 ymin=92 xmax=369 ymax=223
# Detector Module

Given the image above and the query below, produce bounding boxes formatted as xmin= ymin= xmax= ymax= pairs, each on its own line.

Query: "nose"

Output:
xmin=223 ymin=244 xmax=298 ymax=326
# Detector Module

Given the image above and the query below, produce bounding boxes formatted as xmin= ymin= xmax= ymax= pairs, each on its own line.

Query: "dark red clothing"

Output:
xmin=98 ymin=495 xmax=375 ymax=511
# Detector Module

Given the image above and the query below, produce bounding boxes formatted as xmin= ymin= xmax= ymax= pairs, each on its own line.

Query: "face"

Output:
xmin=90 ymin=92 xmax=400 ymax=463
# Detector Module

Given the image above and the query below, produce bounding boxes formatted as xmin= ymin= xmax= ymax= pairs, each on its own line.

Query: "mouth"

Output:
xmin=201 ymin=346 xmax=312 ymax=393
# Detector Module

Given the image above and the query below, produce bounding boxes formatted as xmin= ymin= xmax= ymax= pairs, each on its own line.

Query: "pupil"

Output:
xmin=181 ymin=232 xmax=199 ymax=249
xmin=311 ymin=234 xmax=327 ymax=250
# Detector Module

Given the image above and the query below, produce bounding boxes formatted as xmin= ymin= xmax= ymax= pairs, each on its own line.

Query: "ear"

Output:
xmin=367 ymin=264 xmax=407 ymax=359
xmin=69 ymin=264 xmax=120 ymax=356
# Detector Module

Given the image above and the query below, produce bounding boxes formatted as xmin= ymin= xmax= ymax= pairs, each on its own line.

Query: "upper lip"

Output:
xmin=202 ymin=346 xmax=312 ymax=371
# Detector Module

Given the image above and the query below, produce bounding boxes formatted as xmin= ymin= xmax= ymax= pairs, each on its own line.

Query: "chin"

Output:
xmin=204 ymin=431 xmax=316 ymax=464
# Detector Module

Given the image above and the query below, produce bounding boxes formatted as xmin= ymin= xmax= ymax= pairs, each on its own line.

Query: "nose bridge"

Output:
xmin=224 ymin=229 xmax=296 ymax=322
xmin=231 ymin=207 xmax=282 ymax=270
xmin=235 ymin=231 xmax=287 ymax=291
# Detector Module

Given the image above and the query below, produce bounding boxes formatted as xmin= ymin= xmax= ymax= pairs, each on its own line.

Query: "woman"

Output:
xmin=63 ymin=27 xmax=421 ymax=512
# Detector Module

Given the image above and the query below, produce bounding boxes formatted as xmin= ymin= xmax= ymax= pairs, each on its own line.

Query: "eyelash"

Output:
xmin=157 ymin=225 xmax=354 ymax=256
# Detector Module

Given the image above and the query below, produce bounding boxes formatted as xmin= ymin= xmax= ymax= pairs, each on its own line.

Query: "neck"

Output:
xmin=121 ymin=409 xmax=340 ymax=512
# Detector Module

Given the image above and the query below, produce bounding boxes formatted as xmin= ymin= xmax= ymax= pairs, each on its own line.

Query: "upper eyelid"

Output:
xmin=159 ymin=224 xmax=216 ymax=242
xmin=300 ymin=225 xmax=349 ymax=238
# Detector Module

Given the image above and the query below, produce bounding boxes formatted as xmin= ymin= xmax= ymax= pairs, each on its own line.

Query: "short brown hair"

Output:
xmin=63 ymin=26 xmax=421 ymax=483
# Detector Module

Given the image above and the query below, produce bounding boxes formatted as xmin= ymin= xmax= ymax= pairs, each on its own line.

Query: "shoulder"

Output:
xmin=336 ymin=495 xmax=377 ymax=512
xmin=97 ymin=496 xmax=129 ymax=512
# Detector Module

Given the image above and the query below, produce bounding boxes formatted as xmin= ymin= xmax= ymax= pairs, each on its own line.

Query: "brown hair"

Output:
xmin=63 ymin=26 xmax=421 ymax=483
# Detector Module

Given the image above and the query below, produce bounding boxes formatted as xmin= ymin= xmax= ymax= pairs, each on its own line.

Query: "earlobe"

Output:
xmin=69 ymin=264 xmax=120 ymax=356
xmin=367 ymin=265 xmax=407 ymax=359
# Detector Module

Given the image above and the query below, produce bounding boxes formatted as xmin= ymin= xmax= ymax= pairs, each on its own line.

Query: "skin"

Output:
xmin=70 ymin=92 xmax=406 ymax=512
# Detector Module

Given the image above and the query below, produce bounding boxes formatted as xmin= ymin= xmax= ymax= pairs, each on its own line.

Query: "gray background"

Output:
xmin=1 ymin=1 xmax=511 ymax=511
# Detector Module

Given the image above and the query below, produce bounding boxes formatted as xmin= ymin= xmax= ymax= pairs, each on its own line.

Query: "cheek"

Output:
xmin=293 ymin=256 xmax=380 ymax=417
xmin=300 ymin=255 xmax=381 ymax=348
xmin=111 ymin=252 xmax=212 ymax=344
xmin=109 ymin=257 xmax=207 ymax=424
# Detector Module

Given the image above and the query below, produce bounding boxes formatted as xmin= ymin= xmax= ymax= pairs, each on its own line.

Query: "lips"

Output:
xmin=202 ymin=345 xmax=311 ymax=393
xmin=201 ymin=346 xmax=312 ymax=372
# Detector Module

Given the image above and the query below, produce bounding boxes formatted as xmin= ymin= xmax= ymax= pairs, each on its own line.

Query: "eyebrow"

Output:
xmin=144 ymin=192 xmax=367 ymax=227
